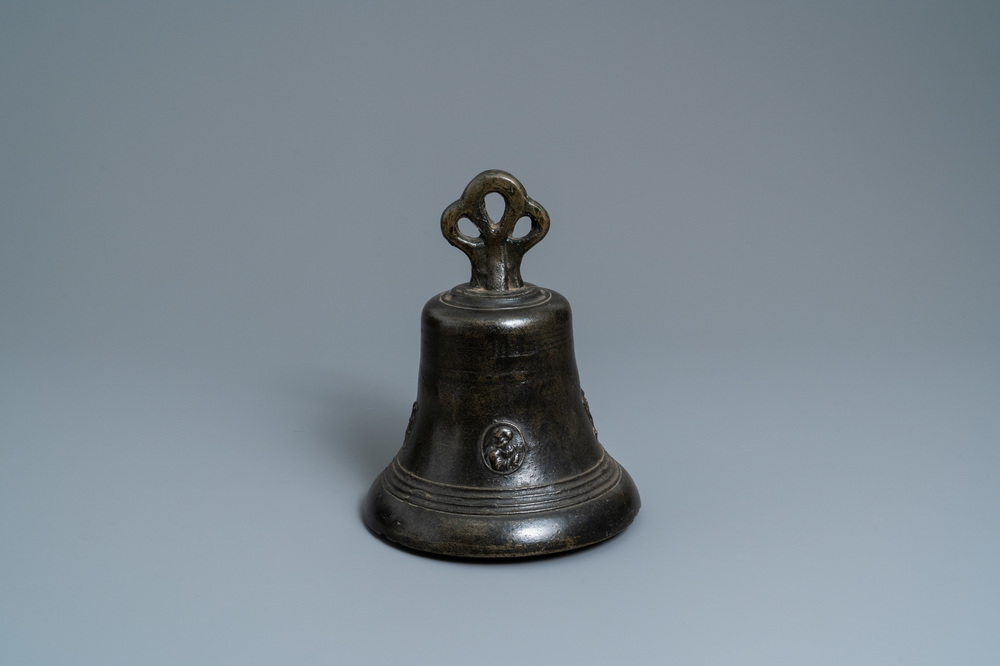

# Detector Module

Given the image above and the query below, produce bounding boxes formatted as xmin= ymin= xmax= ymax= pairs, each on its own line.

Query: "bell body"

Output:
xmin=363 ymin=284 xmax=641 ymax=557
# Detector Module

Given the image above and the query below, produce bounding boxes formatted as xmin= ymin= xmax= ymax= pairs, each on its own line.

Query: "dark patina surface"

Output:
xmin=363 ymin=170 xmax=640 ymax=557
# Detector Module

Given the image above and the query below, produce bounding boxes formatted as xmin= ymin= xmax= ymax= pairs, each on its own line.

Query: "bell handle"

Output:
xmin=441 ymin=170 xmax=550 ymax=291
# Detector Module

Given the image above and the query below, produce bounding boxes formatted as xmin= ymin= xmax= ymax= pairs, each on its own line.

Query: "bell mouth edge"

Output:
xmin=362 ymin=458 xmax=640 ymax=558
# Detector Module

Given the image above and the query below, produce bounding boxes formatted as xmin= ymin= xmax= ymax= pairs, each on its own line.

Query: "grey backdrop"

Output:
xmin=2 ymin=1 xmax=998 ymax=664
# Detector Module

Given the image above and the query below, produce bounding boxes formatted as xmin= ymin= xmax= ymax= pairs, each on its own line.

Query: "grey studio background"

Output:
xmin=2 ymin=1 xmax=998 ymax=664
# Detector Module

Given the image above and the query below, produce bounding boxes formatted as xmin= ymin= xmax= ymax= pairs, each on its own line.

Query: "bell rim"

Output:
xmin=363 ymin=455 xmax=641 ymax=558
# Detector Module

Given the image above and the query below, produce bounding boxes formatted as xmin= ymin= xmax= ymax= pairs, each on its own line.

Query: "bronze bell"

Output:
xmin=363 ymin=170 xmax=640 ymax=557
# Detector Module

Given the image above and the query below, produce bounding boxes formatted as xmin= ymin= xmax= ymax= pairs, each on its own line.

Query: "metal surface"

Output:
xmin=363 ymin=170 xmax=640 ymax=557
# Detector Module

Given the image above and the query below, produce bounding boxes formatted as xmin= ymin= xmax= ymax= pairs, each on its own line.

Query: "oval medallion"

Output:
xmin=482 ymin=422 xmax=526 ymax=474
